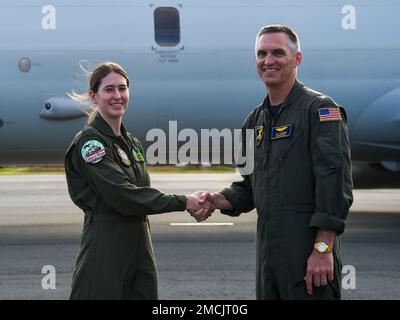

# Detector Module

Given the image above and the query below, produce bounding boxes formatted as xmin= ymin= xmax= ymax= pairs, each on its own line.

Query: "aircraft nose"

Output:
xmin=351 ymin=87 xmax=400 ymax=160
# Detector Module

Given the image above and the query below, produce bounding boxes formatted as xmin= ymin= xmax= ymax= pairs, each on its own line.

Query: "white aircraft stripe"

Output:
xmin=169 ymin=222 xmax=234 ymax=226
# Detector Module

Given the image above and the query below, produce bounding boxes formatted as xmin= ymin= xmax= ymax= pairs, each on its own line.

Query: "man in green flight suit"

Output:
xmin=195 ymin=25 xmax=353 ymax=299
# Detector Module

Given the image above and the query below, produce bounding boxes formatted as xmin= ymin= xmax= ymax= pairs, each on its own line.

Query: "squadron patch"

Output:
xmin=271 ymin=124 xmax=292 ymax=140
xmin=318 ymin=107 xmax=342 ymax=122
xmin=132 ymin=147 xmax=145 ymax=162
xmin=255 ymin=125 xmax=264 ymax=147
xmin=81 ymin=140 xmax=106 ymax=164
xmin=114 ymin=143 xmax=131 ymax=166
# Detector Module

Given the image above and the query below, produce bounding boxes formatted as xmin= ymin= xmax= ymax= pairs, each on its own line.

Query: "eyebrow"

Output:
xmin=104 ymin=84 xmax=128 ymax=89
xmin=257 ymin=48 xmax=286 ymax=54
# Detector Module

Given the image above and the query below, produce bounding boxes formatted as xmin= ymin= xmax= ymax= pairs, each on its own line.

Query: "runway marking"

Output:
xmin=169 ymin=222 xmax=234 ymax=226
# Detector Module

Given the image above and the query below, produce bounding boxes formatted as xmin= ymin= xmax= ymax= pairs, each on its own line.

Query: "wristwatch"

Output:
xmin=314 ymin=242 xmax=333 ymax=253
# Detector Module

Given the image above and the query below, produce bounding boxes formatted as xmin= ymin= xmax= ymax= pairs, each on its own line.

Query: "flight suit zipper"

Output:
xmin=123 ymin=136 xmax=148 ymax=187
xmin=269 ymin=104 xmax=285 ymax=164
xmin=265 ymin=105 xmax=284 ymax=162
xmin=264 ymin=104 xmax=285 ymax=211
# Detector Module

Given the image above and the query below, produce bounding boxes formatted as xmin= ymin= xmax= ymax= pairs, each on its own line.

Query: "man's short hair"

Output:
xmin=256 ymin=24 xmax=301 ymax=53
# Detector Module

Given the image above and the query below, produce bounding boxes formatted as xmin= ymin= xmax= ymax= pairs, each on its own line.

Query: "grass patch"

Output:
xmin=0 ymin=165 xmax=235 ymax=175
xmin=0 ymin=166 xmax=65 ymax=175
xmin=147 ymin=165 xmax=235 ymax=173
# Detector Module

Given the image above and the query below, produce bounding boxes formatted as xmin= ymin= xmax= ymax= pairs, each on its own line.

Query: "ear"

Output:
xmin=295 ymin=51 xmax=303 ymax=67
xmin=89 ymin=90 xmax=97 ymax=104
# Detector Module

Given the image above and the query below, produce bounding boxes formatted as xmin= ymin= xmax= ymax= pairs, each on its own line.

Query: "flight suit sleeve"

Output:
xmin=309 ymin=101 xmax=353 ymax=235
xmin=220 ymin=120 xmax=255 ymax=217
xmin=74 ymin=135 xmax=187 ymax=216
xmin=220 ymin=174 xmax=255 ymax=216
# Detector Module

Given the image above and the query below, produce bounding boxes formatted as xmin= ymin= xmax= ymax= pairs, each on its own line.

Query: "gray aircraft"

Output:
xmin=1 ymin=0 xmax=399 ymax=187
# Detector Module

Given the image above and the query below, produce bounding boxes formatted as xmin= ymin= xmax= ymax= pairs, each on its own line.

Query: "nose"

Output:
xmin=113 ymin=89 xmax=122 ymax=99
xmin=264 ymin=53 xmax=275 ymax=65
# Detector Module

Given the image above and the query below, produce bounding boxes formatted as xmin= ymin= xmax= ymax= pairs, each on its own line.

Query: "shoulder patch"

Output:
xmin=81 ymin=140 xmax=106 ymax=164
xmin=255 ymin=125 xmax=264 ymax=146
xmin=318 ymin=107 xmax=342 ymax=122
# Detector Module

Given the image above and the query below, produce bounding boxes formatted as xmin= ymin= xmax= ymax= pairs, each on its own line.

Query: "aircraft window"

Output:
xmin=18 ymin=57 xmax=31 ymax=72
xmin=154 ymin=7 xmax=180 ymax=46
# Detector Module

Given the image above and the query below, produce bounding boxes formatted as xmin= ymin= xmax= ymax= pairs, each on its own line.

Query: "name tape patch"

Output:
xmin=271 ymin=124 xmax=292 ymax=140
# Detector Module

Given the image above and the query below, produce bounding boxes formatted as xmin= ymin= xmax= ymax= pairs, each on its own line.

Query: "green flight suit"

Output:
xmin=221 ymin=80 xmax=353 ymax=300
xmin=64 ymin=112 xmax=186 ymax=299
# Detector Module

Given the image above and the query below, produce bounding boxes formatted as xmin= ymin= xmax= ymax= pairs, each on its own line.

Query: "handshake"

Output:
xmin=185 ymin=191 xmax=233 ymax=222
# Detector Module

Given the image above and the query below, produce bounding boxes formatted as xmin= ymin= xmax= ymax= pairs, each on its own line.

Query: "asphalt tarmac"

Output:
xmin=0 ymin=174 xmax=399 ymax=300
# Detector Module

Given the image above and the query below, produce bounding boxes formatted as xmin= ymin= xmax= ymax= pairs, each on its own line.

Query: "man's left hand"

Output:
xmin=304 ymin=250 xmax=334 ymax=295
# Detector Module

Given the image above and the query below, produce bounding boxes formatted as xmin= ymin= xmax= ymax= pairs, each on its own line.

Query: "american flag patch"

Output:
xmin=318 ymin=107 xmax=342 ymax=122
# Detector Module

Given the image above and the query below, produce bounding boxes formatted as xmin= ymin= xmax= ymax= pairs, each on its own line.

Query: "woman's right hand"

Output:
xmin=186 ymin=191 xmax=215 ymax=222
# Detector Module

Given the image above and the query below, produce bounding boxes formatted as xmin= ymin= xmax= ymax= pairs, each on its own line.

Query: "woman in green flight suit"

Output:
xmin=65 ymin=62 xmax=211 ymax=299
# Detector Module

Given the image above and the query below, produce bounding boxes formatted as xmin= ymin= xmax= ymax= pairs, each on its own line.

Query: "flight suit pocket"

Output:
xmin=292 ymin=278 xmax=340 ymax=300
xmin=276 ymin=128 xmax=304 ymax=165
xmin=315 ymin=132 xmax=343 ymax=177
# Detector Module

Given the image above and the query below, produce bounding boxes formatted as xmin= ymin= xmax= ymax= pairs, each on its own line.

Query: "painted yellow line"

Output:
xmin=169 ymin=222 xmax=234 ymax=226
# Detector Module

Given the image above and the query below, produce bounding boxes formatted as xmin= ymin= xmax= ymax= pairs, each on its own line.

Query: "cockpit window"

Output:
xmin=154 ymin=7 xmax=180 ymax=46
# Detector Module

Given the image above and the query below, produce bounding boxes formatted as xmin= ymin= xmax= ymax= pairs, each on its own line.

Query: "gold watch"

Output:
xmin=314 ymin=242 xmax=333 ymax=253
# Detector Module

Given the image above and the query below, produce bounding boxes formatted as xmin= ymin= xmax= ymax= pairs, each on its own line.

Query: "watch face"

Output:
xmin=318 ymin=243 xmax=328 ymax=252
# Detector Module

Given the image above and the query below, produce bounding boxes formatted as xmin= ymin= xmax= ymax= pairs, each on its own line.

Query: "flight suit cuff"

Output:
xmin=309 ymin=212 xmax=346 ymax=235
xmin=220 ymin=188 xmax=241 ymax=217
xmin=174 ymin=195 xmax=188 ymax=211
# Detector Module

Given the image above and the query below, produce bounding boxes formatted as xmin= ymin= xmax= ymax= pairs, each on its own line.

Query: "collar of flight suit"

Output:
xmin=264 ymin=79 xmax=304 ymax=111
xmin=88 ymin=111 xmax=129 ymax=140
